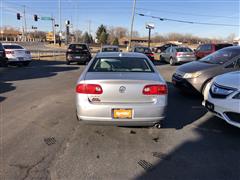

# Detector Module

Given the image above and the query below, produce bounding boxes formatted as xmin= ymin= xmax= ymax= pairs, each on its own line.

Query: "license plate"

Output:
xmin=206 ymin=101 xmax=214 ymax=112
xmin=112 ymin=109 xmax=132 ymax=119
xmin=75 ymin=56 xmax=80 ymax=59
xmin=18 ymin=57 xmax=24 ymax=61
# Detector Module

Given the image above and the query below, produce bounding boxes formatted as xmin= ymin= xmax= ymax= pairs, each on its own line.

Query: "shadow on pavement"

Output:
xmin=163 ymin=82 xmax=206 ymax=129
xmin=0 ymin=60 xmax=79 ymax=82
xmin=136 ymin=115 xmax=240 ymax=180
xmin=0 ymin=60 xmax=79 ymax=102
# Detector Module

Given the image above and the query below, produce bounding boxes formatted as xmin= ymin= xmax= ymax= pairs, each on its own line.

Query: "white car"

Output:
xmin=203 ymin=71 xmax=240 ymax=128
xmin=3 ymin=43 xmax=32 ymax=66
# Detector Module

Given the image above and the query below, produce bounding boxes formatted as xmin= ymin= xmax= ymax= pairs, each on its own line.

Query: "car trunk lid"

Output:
xmin=84 ymin=72 xmax=164 ymax=103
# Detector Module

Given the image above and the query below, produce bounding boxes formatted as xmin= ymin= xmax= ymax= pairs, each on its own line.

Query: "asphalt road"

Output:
xmin=0 ymin=58 xmax=240 ymax=180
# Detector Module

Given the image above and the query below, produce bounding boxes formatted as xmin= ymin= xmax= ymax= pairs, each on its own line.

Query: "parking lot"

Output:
xmin=0 ymin=57 xmax=239 ymax=180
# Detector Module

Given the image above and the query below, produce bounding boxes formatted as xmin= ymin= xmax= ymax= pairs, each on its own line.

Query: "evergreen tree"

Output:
xmin=112 ymin=37 xmax=119 ymax=45
xmin=96 ymin=24 xmax=107 ymax=41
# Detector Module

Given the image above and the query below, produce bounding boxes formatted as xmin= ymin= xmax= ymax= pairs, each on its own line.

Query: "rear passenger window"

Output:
xmin=203 ymin=45 xmax=212 ymax=51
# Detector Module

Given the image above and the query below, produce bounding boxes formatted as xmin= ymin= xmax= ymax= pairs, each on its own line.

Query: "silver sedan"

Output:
xmin=76 ymin=52 xmax=168 ymax=127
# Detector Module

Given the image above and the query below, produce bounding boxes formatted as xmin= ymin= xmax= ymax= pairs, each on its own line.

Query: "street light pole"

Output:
xmin=129 ymin=0 xmax=136 ymax=50
xmin=148 ymin=28 xmax=151 ymax=48
xmin=23 ymin=5 xmax=27 ymax=41
xmin=58 ymin=0 xmax=62 ymax=38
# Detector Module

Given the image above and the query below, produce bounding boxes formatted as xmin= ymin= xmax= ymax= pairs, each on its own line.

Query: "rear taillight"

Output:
xmin=143 ymin=84 xmax=168 ymax=95
xmin=25 ymin=51 xmax=30 ymax=54
xmin=76 ymin=84 xmax=103 ymax=94
xmin=176 ymin=52 xmax=183 ymax=56
xmin=5 ymin=51 xmax=14 ymax=55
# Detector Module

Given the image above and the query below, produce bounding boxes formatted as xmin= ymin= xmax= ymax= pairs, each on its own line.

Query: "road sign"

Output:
xmin=41 ymin=17 xmax=52 ymax=21
xmin=146 ymin=23 xmax=155 ymax=29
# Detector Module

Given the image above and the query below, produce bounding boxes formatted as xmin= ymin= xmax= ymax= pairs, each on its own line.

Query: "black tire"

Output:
xmin=23 ymin=62 xmax=30 ymax=66
xmin=169 ymin=57 xmax=175 ymax=66
xmin=201 ymin=79 xmax=212 ymax=95
xmin=66 ymin=60 xmax=70 ymax=65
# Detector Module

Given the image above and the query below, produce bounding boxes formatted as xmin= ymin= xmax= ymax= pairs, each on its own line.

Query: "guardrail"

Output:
xmin=30 ymin=50 xmax=66 ymax=60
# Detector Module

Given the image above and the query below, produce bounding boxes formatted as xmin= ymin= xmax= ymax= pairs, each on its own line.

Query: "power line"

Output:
xmin=136 ymin=8 xmax=238 ymax=19
xmin=137 ymin=13 xmax=239 ymax=27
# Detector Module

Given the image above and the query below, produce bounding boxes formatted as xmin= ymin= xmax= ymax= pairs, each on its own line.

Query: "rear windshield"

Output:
xmin=69 ymin=44 xmax=88 ymax=50
xmin=102 ymin=47 xmax=119 ymax=52
xmin=88 ymin=57 xmax=154 ymax=72
xmin=176 ymin=48 xmax=193 ymax=52
xmin=3 ymin=45 xmax=24 ymax=49
xmin=134 ymin=47 xmax=152 ymax=53
xmin=215 ymin=44 xmax=232 ymax=51
xmin=200 ymin=48 xmax=240 ymax=64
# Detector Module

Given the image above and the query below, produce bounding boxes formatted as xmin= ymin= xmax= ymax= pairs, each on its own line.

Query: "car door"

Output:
xmin=164 ymin=47 xmax=171 ymax=62
xmin=160 ymin=47 xmax=168 ymax=61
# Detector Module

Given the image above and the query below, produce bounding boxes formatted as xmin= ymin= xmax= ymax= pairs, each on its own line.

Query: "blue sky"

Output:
xmin=0 ymin=0 xmax=239 ymax=38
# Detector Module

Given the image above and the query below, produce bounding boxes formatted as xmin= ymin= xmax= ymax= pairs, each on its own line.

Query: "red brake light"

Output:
xmin=5 ymin=51 xmax=14 ymax=54
xmin=76 ymin=84 xmax=103 ymax=94
xmin=176 ymin=52 xmax=182 ymax=56
xmin=143 ymin=84 xmax=168 ymax=95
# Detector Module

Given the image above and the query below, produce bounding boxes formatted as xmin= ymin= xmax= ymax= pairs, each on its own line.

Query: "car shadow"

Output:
xmin=0 ymin=60 xmax=79 ymax=102
xmin=163 ymin=82 xmax=206 ymax=129
xmin=0 ymin=60 xmax=79 ymax=82
xmin=136 ymin=115 xmax=240 ymax=180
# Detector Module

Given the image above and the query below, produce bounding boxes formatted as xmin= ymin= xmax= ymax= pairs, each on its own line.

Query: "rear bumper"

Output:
xmin=7 ymin=57 xmax=32 ymax=62
xmin=176 ymin=57 xmax=196 ymax=63
xmin=76 ymin=97 xmax=167 ymax=126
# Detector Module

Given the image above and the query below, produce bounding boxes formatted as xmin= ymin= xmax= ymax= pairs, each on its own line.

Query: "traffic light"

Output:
xmin=17 ymin=13 xmax=21 ymax=20
xmin=66 ymin=20 xmax=70 ymax=25
xmin=34 ymin=15 xmax=38 ymax=21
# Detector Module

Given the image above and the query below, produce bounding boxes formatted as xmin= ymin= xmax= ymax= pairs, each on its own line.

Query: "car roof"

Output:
xmin=96 ymin=52 xmax=147 ymax=58
xmin=102 ymin=45 xmax=119 ymax=48
xmin=133 ymin=46 xmax=150 ymax=48
xmin=69 ymin=43 xmax=87 ymax=46
xmin=2 ymin=43 xmax=21 ymax=46
xmin=221 ymin=46 xmax=240 ymax=50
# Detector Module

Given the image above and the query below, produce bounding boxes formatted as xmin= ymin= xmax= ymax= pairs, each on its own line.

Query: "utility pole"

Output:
xmin=129 ymin=0 xmax=137 ymax=50
xmin=23 ymin=5 xmax=27 ymax=41
xmin=52 ymin=17 xmax=56 ymax=45
xmin=58 ymin=0 xmax=62 ymax=38
xmin=88 ymin=20 xmax=91 ymax=35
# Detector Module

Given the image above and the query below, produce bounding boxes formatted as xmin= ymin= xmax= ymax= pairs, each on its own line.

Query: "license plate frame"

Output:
xmin=112 ymin=109 xmax=133 ymax=119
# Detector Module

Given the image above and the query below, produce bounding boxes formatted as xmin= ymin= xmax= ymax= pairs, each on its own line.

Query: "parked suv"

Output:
xmin=0 ymin=43 xmax=8 ymax=67
xmin=195 ymin=43 xmax=232 ymax=59
xmin=66 ymin=43 xmax=92 ymax=65
xmin=131 ymin=46 xmax=154 ymax=61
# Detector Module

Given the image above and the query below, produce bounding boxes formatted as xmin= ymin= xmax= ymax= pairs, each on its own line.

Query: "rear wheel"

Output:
xmin=23 ymin=62 xmax=30 ymax=66
xmin=169 ymin=57 xmax=175 ymax=66
xmin=66 ymin=60 xmax=70 ymax=65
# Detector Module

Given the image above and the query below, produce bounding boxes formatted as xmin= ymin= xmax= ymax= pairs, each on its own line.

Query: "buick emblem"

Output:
xmin=119 ymin=86 xmax=126 ymax=93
